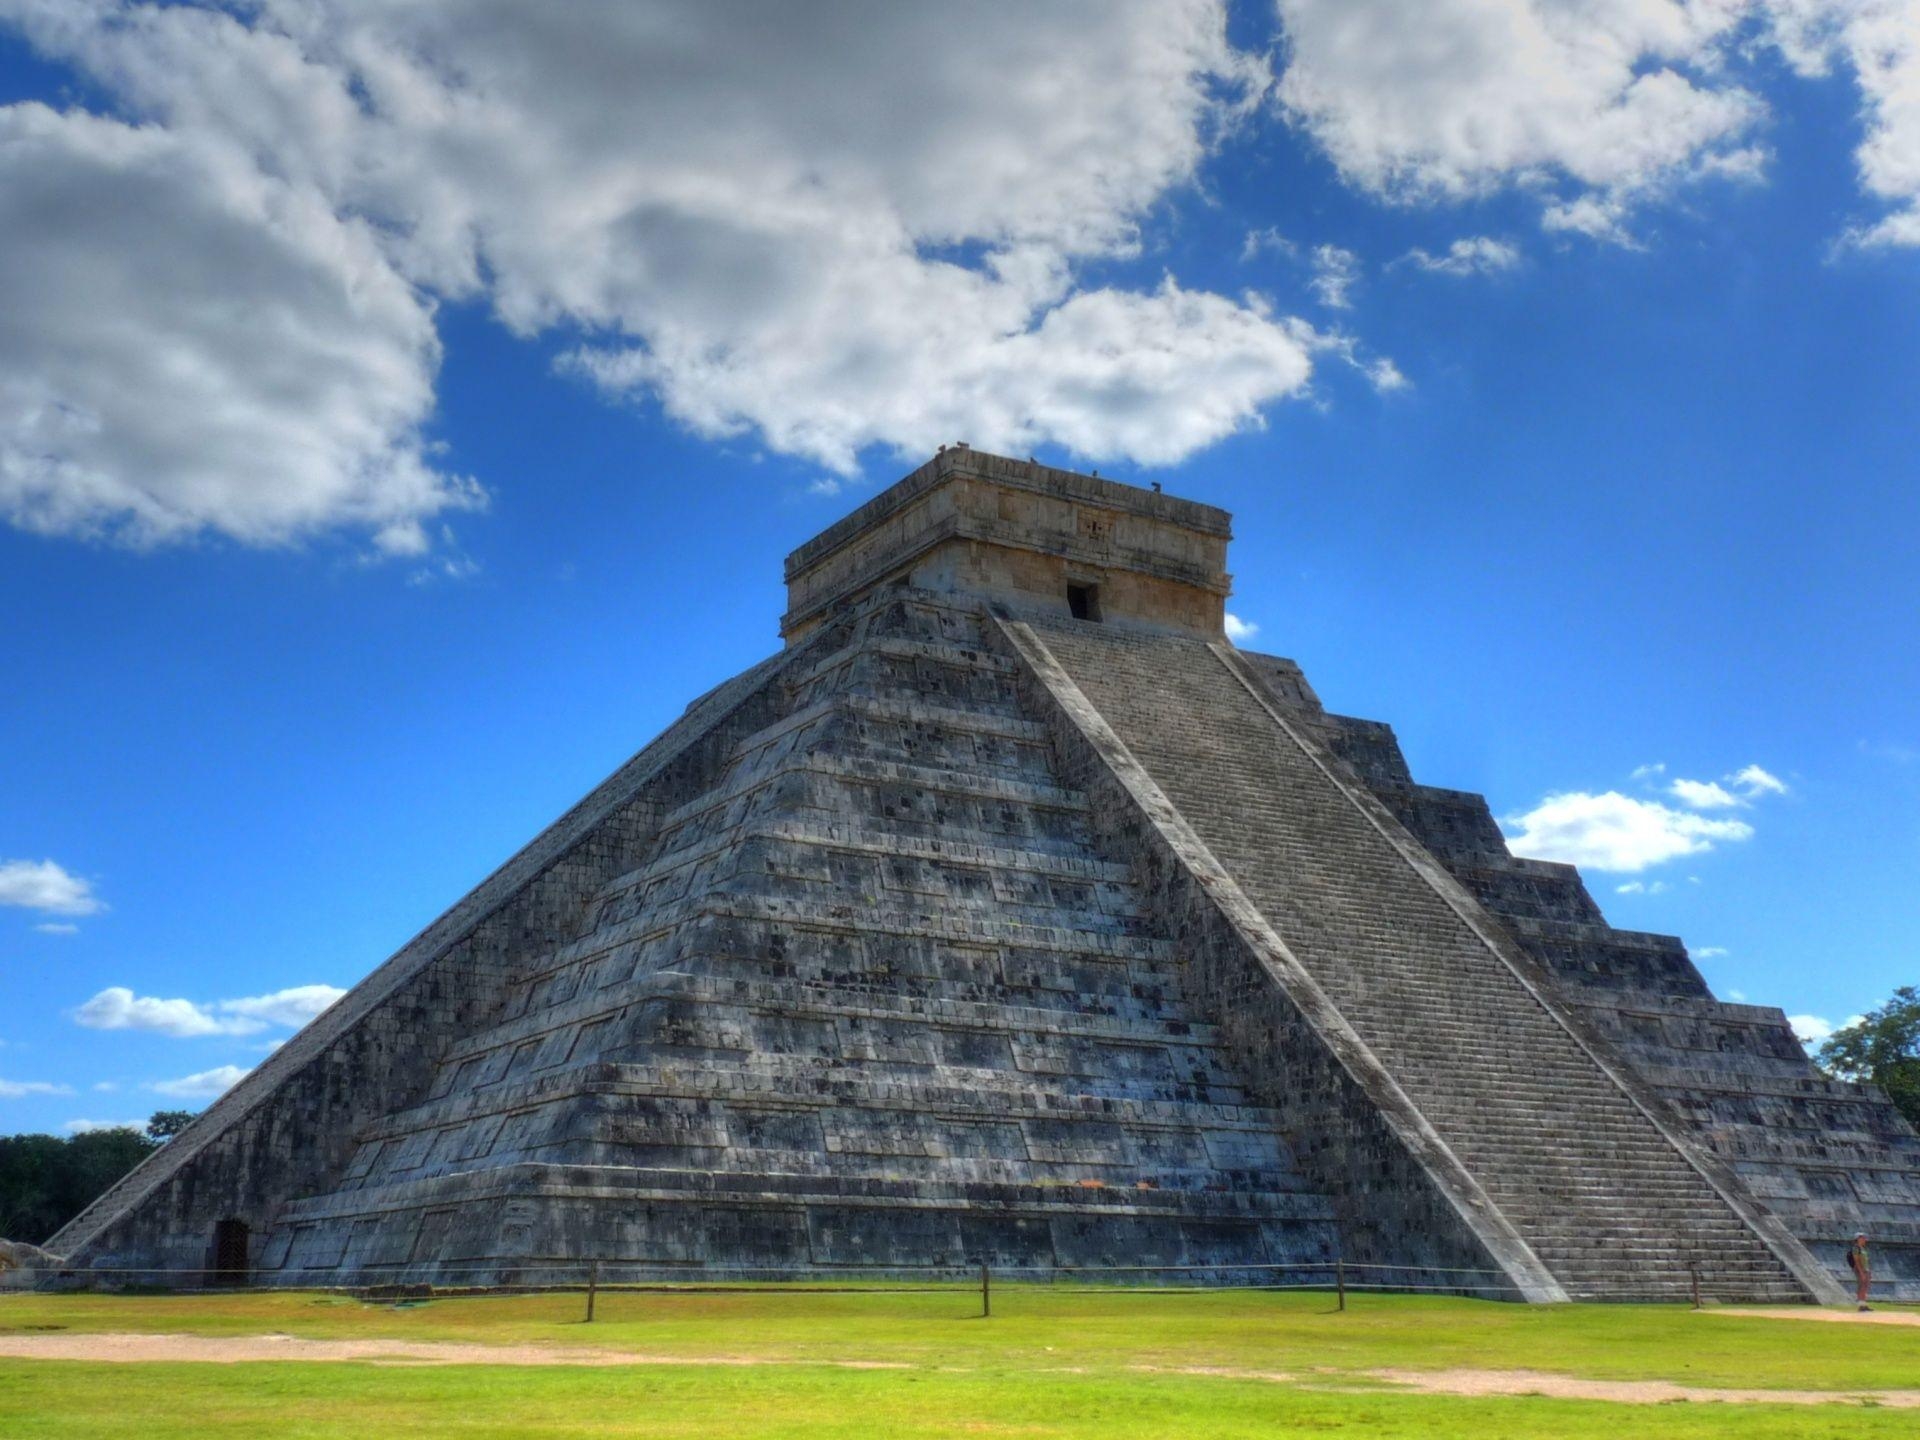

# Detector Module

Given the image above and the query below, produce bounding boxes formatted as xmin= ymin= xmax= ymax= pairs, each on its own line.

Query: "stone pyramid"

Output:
xmin=54 ymin=451 xmax=1918 ymax=1302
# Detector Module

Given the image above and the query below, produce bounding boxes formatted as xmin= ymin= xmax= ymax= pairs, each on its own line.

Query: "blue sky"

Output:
xmin=1 ymin=2 xmax=1915 ymax=1137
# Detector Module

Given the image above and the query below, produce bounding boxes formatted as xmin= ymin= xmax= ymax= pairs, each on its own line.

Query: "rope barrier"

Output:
xmin=5 ymin=1258 xmax=1527 ymax=1301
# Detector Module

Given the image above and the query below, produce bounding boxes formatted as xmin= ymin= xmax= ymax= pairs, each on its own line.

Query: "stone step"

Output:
xmin=276 ymin=1159 xmax=1339 ymax=1228
xmin=794 ymin=633 xmax=1022 ymax=688
xmin=731 ymin=692 xmax=1054 ymax=761
xmin=598 ymin=820 xmax=1134 ymax=905
xmin=438 ymin=970 xmax=1227 ymax=1074
xmin=513 ymin=892 xmax=1178 ymax=990
xmin=1029 ymin=620 xmax=1804 ymax=1298
xmin=658 ymin=752 xmax=1091 ymax=834
xmin=360 ymin=1058 xmax=1295 ymax=1145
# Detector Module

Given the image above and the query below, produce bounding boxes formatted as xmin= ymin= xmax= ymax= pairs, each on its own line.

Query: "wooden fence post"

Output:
xmin=1336 ymin=1258 xmax=1346 ymax=1312
xmin=586 ymin=1260 xmax=598 ymax=1323
xmin=980 ymin=1262 xmax=991 ymax=1319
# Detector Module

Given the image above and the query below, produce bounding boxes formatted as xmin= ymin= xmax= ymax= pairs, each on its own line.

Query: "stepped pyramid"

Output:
xmin=55 ymin=451 xmax=1920 ymax=1302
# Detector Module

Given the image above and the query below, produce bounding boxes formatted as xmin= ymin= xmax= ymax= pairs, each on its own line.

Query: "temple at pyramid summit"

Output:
xmin=52 ymin=449 xmax=1920 ymax=1302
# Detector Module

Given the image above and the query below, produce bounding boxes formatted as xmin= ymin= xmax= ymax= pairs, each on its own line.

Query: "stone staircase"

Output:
xmin=1021 ymin=618 xmax=1811 ymax=1302
xmin=257 ymin=594 xmax=1339 ymax=1281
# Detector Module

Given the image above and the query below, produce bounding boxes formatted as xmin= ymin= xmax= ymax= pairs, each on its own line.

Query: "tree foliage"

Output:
xmin=145 ymin=1110 xmax=196 ymax=1140
xmin=1817 ymin=986 xmax=1920 ymax=1129
xmin=0 ymin=1126 xmax=157 ymax=1247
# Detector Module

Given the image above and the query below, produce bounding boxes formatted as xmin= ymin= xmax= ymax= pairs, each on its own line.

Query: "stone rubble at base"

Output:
xmin=45 ymin=450 xmax=1919 ymax=1303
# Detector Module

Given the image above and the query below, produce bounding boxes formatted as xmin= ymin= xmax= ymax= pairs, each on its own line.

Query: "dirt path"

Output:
xmin=1710 ymin=1306 xmax=1920 ymax=1328
xmin=1358 ymin=1367 xmax=1920 ymax=1407
xmin=0 ymin=1332 xmax=907 ymax=1369
xmin=1 ymin=1332 xmax=1914 ymax=1407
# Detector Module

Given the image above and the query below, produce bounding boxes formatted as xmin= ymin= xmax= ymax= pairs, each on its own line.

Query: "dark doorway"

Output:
xmin=211 ymin=1218 xmax=249 ymax=1285
xmin=1066 ymin=583 xmax=1101 ymax=622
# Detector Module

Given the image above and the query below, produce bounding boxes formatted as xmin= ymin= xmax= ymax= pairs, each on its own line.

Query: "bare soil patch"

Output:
xmin=0 ymin=1332 xmax=906 ymax=1369
xmin=5 ymin=1331 xmax=1916 ymax=1407
xmin=1357 ymin=1366 xmax=1920 ymax=1407
xmin=1709 ymin=1306 xmax=1920 ymax=1328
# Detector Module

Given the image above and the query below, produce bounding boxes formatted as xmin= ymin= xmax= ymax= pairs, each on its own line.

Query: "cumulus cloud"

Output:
xmin=1275 ymin=0 xmax=1763 ymax=234
xmin=0 ymin=858 xmax=102 ymax=916
xmin=0 ymin=0 xmax=1329 ymax=502
xmin=0 ymin=1078 xmax=74 ymax=1099
xmin=62 ymin=1117 xmax=148 ymax=1134
xmin=1272 ymin=2 xmax=1920 ymax=248
xmin=1400 ymin=236 xmax=1522 ymax=275
xmin=150 ymin=1064 xmax=249 ymax=1100
xmin=1665 ymin=764 xmax=1789 ymax=808
xmin=1789 ymin=1012 xmax=1865 ymax=1045
xmin=0 ymin=101 xmax=478 ymax=554
xmin=1502 ymin=790 xmax=1754 ymax=871
xmin=216 ymin=984 xmax=346 ymax=1028
xmin=1615 ymin=879 xmax=1672 ymax=895
xmin=1768 ymin=0 xmax=1920 ymax=247
xmin=1224 ymin=612 xmax=1261 ymax=642
xmin=72 ymin=983 xmax=344 ymax=1038
xmin=1693 ymin=945 xmax=1730 ymax=958
xmin=74 ymin=987 xmax=256 ymax=1038
xmin=1669 ymin=778 xmax=1742 ymax=809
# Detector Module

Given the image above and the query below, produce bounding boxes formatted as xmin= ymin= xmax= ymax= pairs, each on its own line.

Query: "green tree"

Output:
xmin=1817 ymin=986 xmax=1920 ymax=1129
xmin=0 ymin=1127 xmax=157 ymax=1247
xmin=146 ymin=1110 xmax=196 ymax=1141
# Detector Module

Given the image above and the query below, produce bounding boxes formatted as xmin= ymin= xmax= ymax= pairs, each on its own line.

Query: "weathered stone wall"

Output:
xmin=1007 ymin=618 xmax=1830 ymax=1302
xmin=783 ymin=450 xmax=1231 ymax=641
xmin=204 ymin=592 xmax=1341 ymax=1285
xmin=53 ymin=641 xmax=816 ymax=1276
xmin=994 ymin=616 xmax=1556 ymax=1298
xmin=1250 ymin=665 xmax=1920 ymax=1301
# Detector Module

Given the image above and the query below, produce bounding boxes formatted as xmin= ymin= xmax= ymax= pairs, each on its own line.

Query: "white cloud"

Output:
xmin=0 ymin=858 xmax=102 ymax=916
xmin=1308 ymin=244 xmax=1362 ymax=308
xmin=1615 ymin=879 xmax=1672 ymax=894
xmin=1224 ymin=613 xmax=1261 ymax=642
xmin=1400 ymin=236 xmax=1522 ymax=275
xmin=91 ymin=1081 xmax=118 ymax=1092
xmin=1502 ymin=789 xmax=1753 ymax=871
xmin=1631 ymin=762 xmax=1668 ymax=782
xmin=1363 ymin=356 xmax=1411 ymax=392
xmin=71 ymin=982 xmax=343 ymax=1039
xmin=62 ymin=1117 xmax=149 ymax=1135
xmin=1694 ymin=945 xmax=1730 ymax=958
xmin=150 ymin=1064 xmax=249 ymax=1100
xmin=1241 ymin=225 xmax=1297 ymax=260
xmin=1727 ymin=987 xmax=1747 ymax=1001
xmin=0 ymin=1078 xmax=73 ymax=1099
xmin=1768 ymin=1 xmax=1920 ymax=248
xmin=1729 ymin=763 xmax=1789 ymax=797
xmin=74 ymin=987 xmax=261 ymax=1038
xmin=0 ymin=1 xmax=1327 ymax=493
xmin=0 ymin=101 xmax=478 ymax=554
xmin=1275 ymin=0 xmax=1764 ymax=237
xmin=34 ymin=922 xmax=80 ymax=935
xmin=1789 ymin=1012 xmax=1865 ymax=1045
xmin=1669 ymin=777 xmax=1742 ymax=809
xmin=216 ymin=984 xmax=345 ymax=1028
xmin=1273 ymin=2 xmax=1920 ymax=248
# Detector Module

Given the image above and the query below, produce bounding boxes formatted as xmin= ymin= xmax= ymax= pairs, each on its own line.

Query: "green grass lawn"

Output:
xmin=3 ymin=1287 xmax=1917 ymax=1437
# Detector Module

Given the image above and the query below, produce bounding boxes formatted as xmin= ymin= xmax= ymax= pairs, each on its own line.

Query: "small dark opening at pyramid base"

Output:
xmin=1066 ymin=583 xmax=1100 ymax=621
